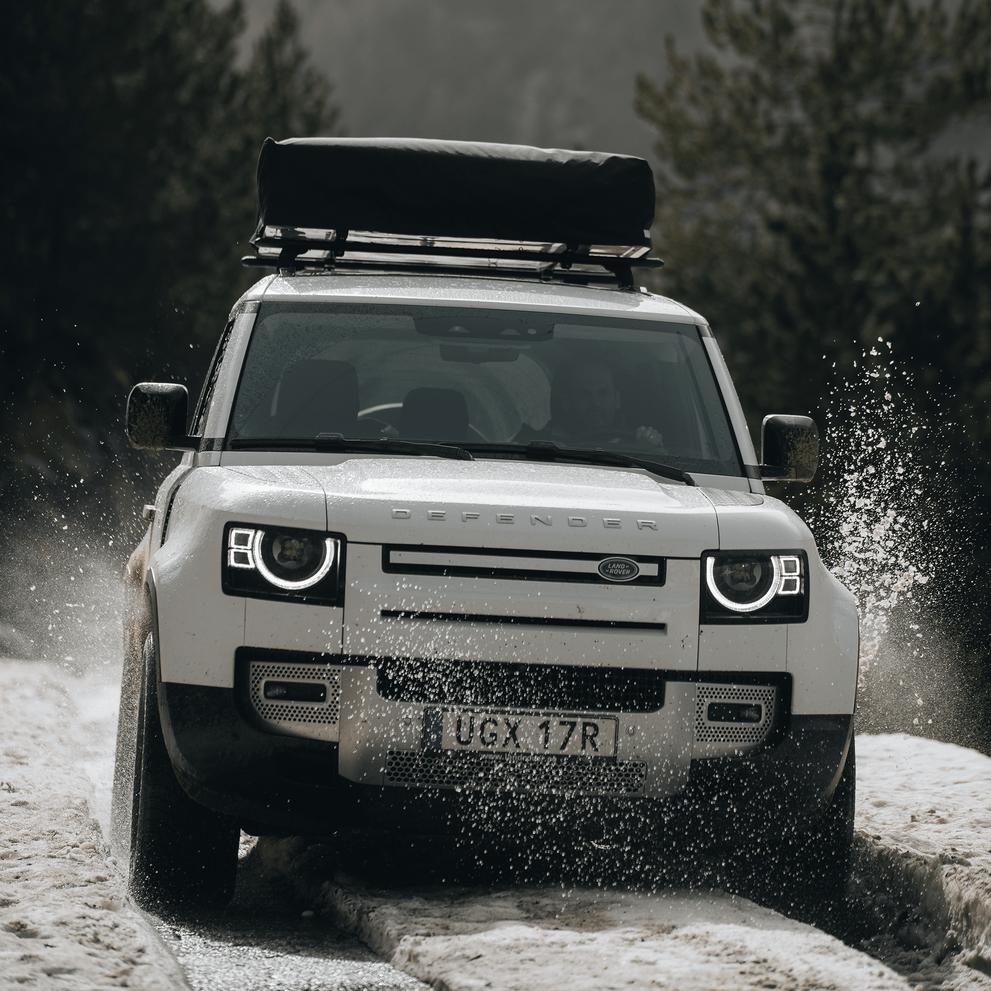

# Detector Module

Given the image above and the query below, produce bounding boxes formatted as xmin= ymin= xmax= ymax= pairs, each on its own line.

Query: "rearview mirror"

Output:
xmin=760 ymin=414 xmax=819 ymax=483
xmin=438 ymin=344 xmax=521 ymax=363
xmin=126 ymin=383 xmax=195 ymax=451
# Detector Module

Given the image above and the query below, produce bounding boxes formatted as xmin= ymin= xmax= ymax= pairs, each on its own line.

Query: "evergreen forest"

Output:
xmin=2 ymin=0 xmax=991 ymax=739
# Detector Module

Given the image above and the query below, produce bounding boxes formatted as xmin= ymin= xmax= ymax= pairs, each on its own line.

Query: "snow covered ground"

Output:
xmin=3 ymin=656 xmax=991 ymax=991
xmin=308 ymin=874 xmax=912 ymax=990
xmin=856 ymin=735 xmax=991 ymax=983
xmin=0 ymin=660 xmax=189 ymax=990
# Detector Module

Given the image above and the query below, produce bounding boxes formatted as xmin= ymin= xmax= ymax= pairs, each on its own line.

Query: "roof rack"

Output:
xmin=242 ymin=227 xmax=663 ymax=288
xmin=241 ymin=138 xmax=663 ymax=288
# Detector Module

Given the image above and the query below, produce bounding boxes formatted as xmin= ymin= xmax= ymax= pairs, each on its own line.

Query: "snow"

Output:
xmin=317 ymin=879 xmax=910 ymax=990
xmin=0 ymin=659 xmax=190 ymax=990
xmin=857 ymin=733 xmax=991 ymax=977
xmin=3 ymin=656 xmax=991 ymax=991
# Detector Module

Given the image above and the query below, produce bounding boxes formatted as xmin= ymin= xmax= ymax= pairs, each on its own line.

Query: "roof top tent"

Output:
xmin=244 ymin=137 xmax=663 ymax=288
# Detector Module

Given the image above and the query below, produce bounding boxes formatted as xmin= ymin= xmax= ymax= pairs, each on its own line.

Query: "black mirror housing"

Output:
xmin=760 ymin=414 xmax=819 ymax=483
xmin=126 ymin=383 xmax=195 ymax=451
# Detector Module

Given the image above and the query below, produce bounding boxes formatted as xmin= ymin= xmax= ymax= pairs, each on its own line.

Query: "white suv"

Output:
xmin=111 ymin=138 xmax=859 ymax=907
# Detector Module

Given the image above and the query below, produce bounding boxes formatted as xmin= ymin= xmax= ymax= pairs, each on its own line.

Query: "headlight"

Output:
xmin=224 ymin=524 xmax=343 ymax=603
xmin=701 ymin=551 xmax=807 ymax=623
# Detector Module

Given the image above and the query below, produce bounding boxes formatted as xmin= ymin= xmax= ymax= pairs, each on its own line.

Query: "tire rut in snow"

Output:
xmin=249 ymin=831 xmax=931 ymax=991
xmin=739 ymin=835 xmax=989 ymax=991
xmin=145 ymin=836 xmax=429 ymax=991
xmin=253 ymin=827 xmax=991 ymax=991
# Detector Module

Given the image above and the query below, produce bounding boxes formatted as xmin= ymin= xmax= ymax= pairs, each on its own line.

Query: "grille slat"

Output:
xmin=385 ymin=749 xmax=647 ymax=795
xmin=376 ymin=658 xmax=665 ymax=713
xmin=380 ymin=610 xmax=665 ymax=632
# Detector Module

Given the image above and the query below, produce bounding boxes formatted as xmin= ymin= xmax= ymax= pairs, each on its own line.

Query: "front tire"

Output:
xmin=123 ymin=633 xmax=239 ymax=909
xmin=768 ymin=735 xmax=856 ymax=906
xmin=812 ymin=733 xmax=856 ymax=874
xmin=722 ymin=735 xmax=856 ymax=911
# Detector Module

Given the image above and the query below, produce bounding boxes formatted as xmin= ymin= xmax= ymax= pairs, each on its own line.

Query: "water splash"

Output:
xmin=808 ymin=342 xmax=983 ymax=748
xmin=0 ymin=511 xmax=126 ymax=674
xmin=816 ymin=342 xmax=931 ymax=691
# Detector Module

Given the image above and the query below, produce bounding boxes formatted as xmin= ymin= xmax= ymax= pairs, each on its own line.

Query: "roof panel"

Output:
xmin=247 ymin=273 xmax=703 ymax=324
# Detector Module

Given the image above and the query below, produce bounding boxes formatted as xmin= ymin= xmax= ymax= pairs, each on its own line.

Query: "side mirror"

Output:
xmin=760 ymin=414 xmax=819 ymax=483
xmin=126 ymin=383 xmax=195 ymax=451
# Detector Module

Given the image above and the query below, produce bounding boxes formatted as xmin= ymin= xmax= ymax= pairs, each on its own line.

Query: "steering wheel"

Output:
xmin=353 ymin=416 xmax=393 ymax=438
xmin=572 ymin=425 xmax=642 ymax=448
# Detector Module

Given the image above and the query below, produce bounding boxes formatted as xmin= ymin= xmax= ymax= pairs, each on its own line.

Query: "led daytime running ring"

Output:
xmin=706 ymin=555 xmax=782 ymax=613
xmin=252 ymin=530 xmax=335 ymax=590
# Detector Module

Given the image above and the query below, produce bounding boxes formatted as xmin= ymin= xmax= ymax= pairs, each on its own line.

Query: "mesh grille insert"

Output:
xmin=376 ymin=658 xmax=665 ymax=713
xmin=248 ymin=661 xmax=343 ymax=734
xmin=385 ymin=750 xmax=647 ymax=796
xmin=695 ymin=684 xmax=776 ymax=746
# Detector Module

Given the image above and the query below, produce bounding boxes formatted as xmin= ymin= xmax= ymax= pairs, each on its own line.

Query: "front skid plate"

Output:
xmin=336 ymin=667 xmax=695 ymax=799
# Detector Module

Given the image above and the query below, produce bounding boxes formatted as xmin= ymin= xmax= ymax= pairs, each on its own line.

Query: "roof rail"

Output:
xmin=242 ymin=228 xmax=663 ymax=287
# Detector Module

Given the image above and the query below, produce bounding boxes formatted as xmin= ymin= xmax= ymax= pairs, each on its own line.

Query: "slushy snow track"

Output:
xmin=0 ymin=658 xmax=423 ymax=991
xmin=2 ymin=657 xmax=991 ymax=991
xmin=0 ymin=661 xmax=188 ymax=989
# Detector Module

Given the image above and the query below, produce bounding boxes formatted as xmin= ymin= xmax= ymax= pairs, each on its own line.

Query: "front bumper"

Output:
xmin=158 ymin=666 xmax=852 ymax=838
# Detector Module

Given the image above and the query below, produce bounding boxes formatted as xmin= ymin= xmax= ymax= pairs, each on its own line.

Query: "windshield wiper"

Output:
xmin=228 ymin=436 xmax=474 ymax=461
xmin=227 ymin=436 xmax=690 ymax=481
xmin=461 ymin=441 xmax=695 ymax=486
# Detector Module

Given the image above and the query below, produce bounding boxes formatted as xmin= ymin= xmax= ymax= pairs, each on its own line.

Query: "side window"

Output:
xmin=190 ymin=316 xmax=237 ymax=437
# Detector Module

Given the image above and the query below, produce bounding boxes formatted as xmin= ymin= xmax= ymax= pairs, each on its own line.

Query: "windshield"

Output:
xmin=227 ymin=303 xmax=742 ymax=476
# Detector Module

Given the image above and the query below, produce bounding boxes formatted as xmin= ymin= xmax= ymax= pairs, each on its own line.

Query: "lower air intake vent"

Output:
xmin=248 ymin=660 xmax=343 ymax=741
xmin=376 ymin=658 xmax=665 ymax=713
xmin=693 ymin=684 xmax=777 ymax=757
xmin=385 ymin=749 xmax=647 ymax=796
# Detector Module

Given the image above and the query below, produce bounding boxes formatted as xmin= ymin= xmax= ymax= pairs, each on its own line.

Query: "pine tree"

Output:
xmin=0 ymin=0 xmax=339 ymax=509
xmin=636 ymin=0 xmax=991 ymax=728
xmin=635 ymin=0 xmax=991 ymax=430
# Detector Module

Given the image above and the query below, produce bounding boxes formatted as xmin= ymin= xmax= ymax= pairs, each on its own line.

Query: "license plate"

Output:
xmin=435 ymin=710 xmax=617 ymax=757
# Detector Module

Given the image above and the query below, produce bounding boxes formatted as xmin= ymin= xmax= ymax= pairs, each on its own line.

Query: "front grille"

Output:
xmin=693 ymin=683 xmax=777 ymax=756
xmin=376 ymin=658 xmax=665 ymax=713
xmin=248 ymin=660 xmax=343 ymax=740
xmin=383 ymin=545 xmax=665 ymax=586
xmin=385 ymin=750 xmax=647 ymax=796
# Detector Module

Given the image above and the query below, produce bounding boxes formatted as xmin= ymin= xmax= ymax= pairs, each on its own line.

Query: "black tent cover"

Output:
xmin=255 ymin=137 xmax=655 ymax=248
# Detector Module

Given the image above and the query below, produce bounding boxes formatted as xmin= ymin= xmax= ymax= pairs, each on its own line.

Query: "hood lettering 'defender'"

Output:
xmin=390 ymin=507 xmax=660 ymax=530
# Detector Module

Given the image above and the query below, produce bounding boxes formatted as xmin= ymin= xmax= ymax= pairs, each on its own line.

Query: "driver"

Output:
xmin=517 ymin=363 xmax=662 ymax=446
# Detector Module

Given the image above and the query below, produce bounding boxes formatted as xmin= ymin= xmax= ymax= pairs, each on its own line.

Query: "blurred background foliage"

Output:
xmin=2 ymin=0 xmax=991 ymax=721
xmin=637 ymin=0 xmax=991 ymax=428
xmin=0 ymin=0 xmax=338 ymax=529
xmin=637 ymin=0 xmax=991 ymax=695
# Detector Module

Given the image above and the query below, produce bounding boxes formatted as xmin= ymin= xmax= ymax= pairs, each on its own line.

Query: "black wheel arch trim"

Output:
xmin=685 ymin=712 xmax=854 ymax=825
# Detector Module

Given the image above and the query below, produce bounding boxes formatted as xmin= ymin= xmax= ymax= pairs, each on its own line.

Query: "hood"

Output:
xmin=216 ymin=456 xmax=718 ymax=557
